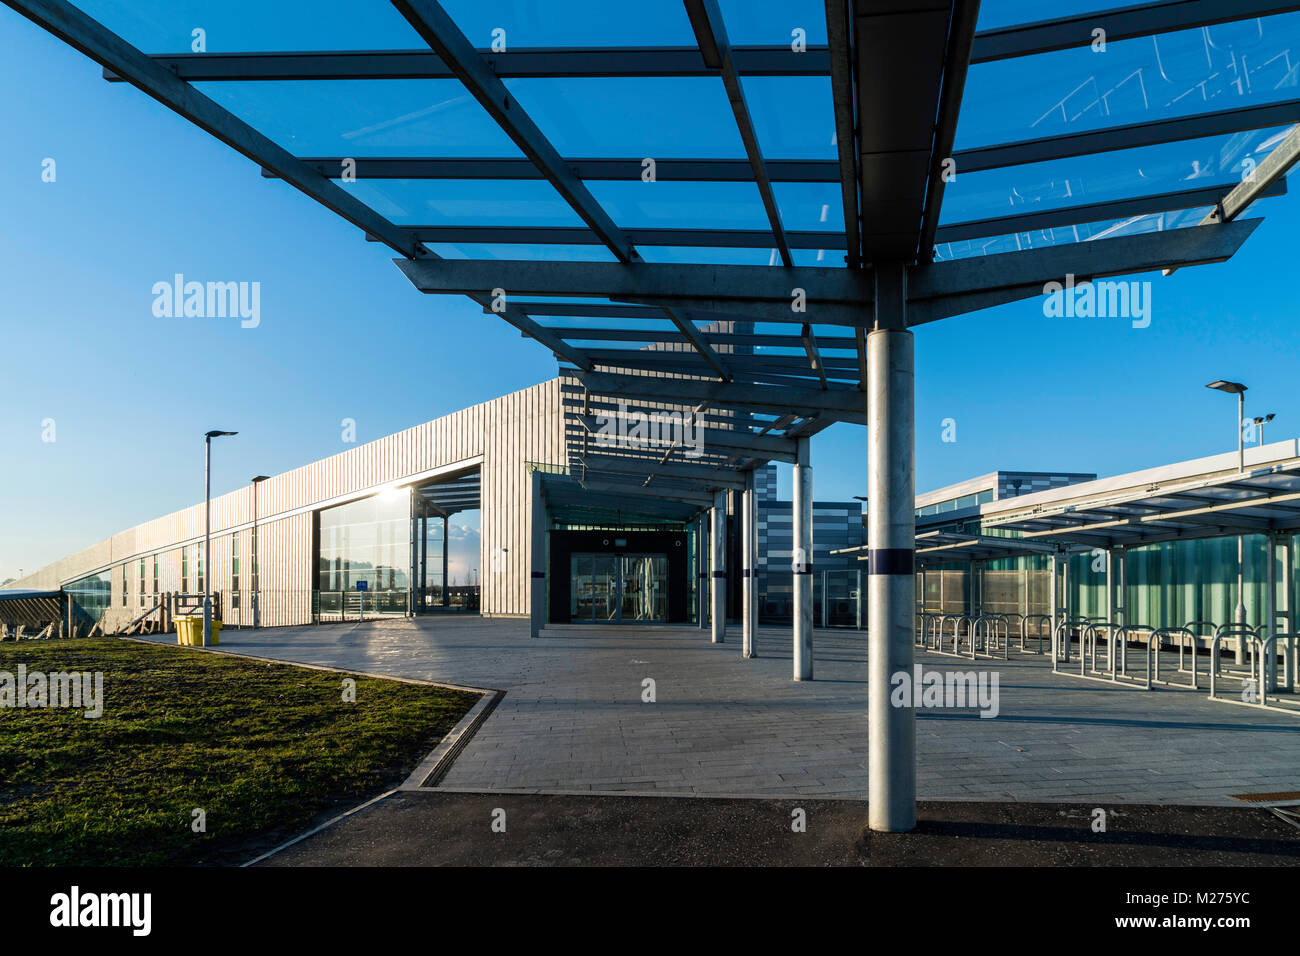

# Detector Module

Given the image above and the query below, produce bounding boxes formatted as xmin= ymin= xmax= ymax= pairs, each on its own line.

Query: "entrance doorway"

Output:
xmin=570 ymin=553 xmax=668 ymax=623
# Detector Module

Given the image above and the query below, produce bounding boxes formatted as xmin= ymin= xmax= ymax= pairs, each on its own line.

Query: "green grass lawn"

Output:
xmin=0 ymin=638 xmax=479 ymax=866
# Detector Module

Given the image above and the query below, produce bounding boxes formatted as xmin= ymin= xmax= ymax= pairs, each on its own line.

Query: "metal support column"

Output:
xmin=1236 ymin=533 xmax=1248 ymax=665
xmin=742 ymin=469 xmax=758 ymax=658
xmin=697 ymin=513 xmax=709 ymax=630
xmin=867 ymin=265 xmax=915 ymax=833
xmin=442 ymin=515 xmax=450 ymax=608
xmin=420 ymin=511 xmax=428 ymax=613
xmin=529 ymin=470 xmax=545 ymax=638
xmin=1106 ymin=547 xmax=1119 ymax=669
xmin=1285 ymin=534 xmax=1297 ymax=690
xmin=793 ymin=436 xmax=814 ymax=680
xmin=711 ymin=490 xmax=727 ymax=644
xmin=1050 ymin=551 xmax=1061 ymax=659
xmin=1265 ymin=532 xmax=1278 ymax=691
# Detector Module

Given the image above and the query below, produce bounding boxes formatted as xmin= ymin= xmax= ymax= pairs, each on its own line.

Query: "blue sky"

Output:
xmin=2 ymin=3 xmax=1299 ymax=580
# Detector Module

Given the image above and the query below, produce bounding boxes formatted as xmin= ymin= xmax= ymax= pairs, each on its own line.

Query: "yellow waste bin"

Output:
xmin=175 ymin=615 xmax=221 ymax=647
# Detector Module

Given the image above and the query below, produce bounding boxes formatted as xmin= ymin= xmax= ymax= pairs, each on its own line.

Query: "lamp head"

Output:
xmin=1205 ymin=381 xmax=1247 ymax=395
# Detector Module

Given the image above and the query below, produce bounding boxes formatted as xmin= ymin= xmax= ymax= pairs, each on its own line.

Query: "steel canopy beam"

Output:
xmin=285 ymin=157 xmax=841 ymax=183
xmin=573 ymin=370 xmax=869 ymax=422
xmin=117 ymin=45 xmax=832 ymax=81
xmin=685 ymin=0 xmax=792 ymax=266
xmin=825 ymin=0 xmax=862 ymax=269
xmin=970 ymin=1 xmax=1300 ymax=63
xmin=2 ymin=0 xmax=423 ymax=259
xmin=579 ymin=454 xmax=746 ymax=489
xmin=569 ymin=413 xmax=799 ymax=462
xmin=395 ymin=256 xmax=874 ymax=304
xmin=917 ymin=0 xmax=981 ymax=263
xmin=661 ymin=307 xmax=732 ymax=381
xmin=907 ymin=218 xmax=1262 ymax=324
xmin=390 ymin=0 xmax=638 ymax=263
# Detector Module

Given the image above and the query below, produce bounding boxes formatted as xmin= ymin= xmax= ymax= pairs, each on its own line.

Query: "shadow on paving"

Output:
xmin=255 ymin=793 xmax=1300 ymax=867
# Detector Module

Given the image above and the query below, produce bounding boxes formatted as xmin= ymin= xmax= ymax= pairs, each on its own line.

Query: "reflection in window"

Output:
xmin=318 ymin=493 xmax=411 ymax=613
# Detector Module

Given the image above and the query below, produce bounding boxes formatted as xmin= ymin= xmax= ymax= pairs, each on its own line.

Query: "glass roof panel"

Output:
xmin=717 ymin=0 xmax=828 ymax=46
xmin=75 ymin=0 xmax=424 ymax=53
xmin=345 ymin=179 xmax=584 ymax=227
xmin=195 ymin=81 xmax=522 ymax=157
xmin=773 ymin=182 xmax=846 ymax=232
xmin=935 ymin=205 xmax=1215 ymax=262
xmin=958 ymin=13 xmax=1300 ymax=150
xmin=939 ymin=126 xmax=1291 ymax=225
xmin=742 ymin=76 xmax=838 ymax=159
xmin=504 ymin=78 xmax=744 ymax=158
xmin=438 ymin=0 xmax=698 ymax=47
xmin=976 ymin=1 xmax=1122 ymax=32
xmin=589 ymin=180 xmax=768 ymax=231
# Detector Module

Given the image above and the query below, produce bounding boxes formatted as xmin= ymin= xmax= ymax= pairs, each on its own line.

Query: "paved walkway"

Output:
xmin=154 ymin=616 xmax=1300 ymax=804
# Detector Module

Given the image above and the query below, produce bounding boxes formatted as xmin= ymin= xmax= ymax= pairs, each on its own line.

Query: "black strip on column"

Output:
xmin=530 ymin=572 xmax=546 ymax=579
xmin=712 ymin=570 xmax=728 ymax=578
xmin=868 ymin=549 xmax=914 ymax=575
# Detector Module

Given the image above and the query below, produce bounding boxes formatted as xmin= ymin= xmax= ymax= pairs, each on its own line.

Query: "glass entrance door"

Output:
xmin=570 ymin=553 xmax=668 ymax=623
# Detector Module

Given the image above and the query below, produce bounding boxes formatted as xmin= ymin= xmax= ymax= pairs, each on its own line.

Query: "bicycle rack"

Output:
xmin=1071 ymin=622 xmax=1153 ymax=688
xmin=1020 ymin=614 xmax=1053 ymax=654
xmin=971 ymin=614 xmax=1009 ymax=660
xmin=1207 ymin=627 xmax=1300 ymax=717
xmin=1150 ymin=626 xmax=1198 ymax=689
xmin=1051 ymin=617 xmax=1093 ymax=669
xmin=1211 ymin=623 xmax=1259 ymax=683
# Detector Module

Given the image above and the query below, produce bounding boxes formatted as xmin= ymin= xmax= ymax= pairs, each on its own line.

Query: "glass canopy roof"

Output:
xmin=16 ymin=0 xmax=1300 ymax=509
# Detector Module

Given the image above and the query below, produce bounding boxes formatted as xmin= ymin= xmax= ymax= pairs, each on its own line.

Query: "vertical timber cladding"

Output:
xmin=9 ymin=379 xmax=566 ymax=627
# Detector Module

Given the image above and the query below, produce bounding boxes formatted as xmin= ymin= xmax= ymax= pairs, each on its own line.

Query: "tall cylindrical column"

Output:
xmin=793 ymin=437 xmax=814 ymax=680
xmin=742 ymin=469 xmax=758 ymax=658
xmin=867 ymin=324 xmax=915 ymax=833
xmin=1050 ymin=551 xmax=1061 ymax=663
xmin=443 ymin=515 xmax=450 ymax=608
xmin=697 ymin=513 xmax=709 ymax=629
xmin=711 ymin=490 xmax=727 ymax=643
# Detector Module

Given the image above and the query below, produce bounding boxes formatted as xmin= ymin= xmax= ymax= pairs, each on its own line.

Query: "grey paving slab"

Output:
xmin=145 ymin=616 xmax=1300 ymax=804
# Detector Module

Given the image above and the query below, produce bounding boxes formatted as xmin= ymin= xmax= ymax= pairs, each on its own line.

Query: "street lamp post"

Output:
xmin=203 ymin=430 xmax=238 ymax=647
xmin=250 ymin=475 xmax=269 ymax=629
xmin=1206 ymin=381 xmax=1248 ymax=663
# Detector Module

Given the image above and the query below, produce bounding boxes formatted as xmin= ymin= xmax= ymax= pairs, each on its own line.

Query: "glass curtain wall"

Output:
xmin=66 ymin=570 xmax=112 ymax=630
xmin=318 ymin=492 xmax=411 ymax=618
